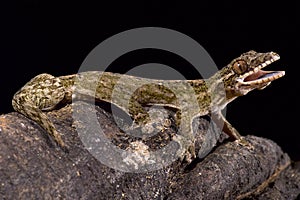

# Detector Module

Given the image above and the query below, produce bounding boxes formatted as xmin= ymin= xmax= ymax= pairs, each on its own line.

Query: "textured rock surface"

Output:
xmin=0 ymin=102 xmax=299 ymax=199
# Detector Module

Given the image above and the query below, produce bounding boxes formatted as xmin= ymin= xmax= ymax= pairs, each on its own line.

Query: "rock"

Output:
xmin=0 ymin=102 xmax=299 ymax=199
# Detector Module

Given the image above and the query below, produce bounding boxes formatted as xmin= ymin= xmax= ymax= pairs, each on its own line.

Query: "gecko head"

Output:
xmin=221 ymin=50 xmax=285 ymax=98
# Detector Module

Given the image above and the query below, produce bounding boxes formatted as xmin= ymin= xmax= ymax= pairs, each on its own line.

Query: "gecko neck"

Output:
xmin=204 ymin=69 xmax=236 ymax=112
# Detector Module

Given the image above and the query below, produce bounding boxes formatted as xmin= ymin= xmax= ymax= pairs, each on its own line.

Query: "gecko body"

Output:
xmin=12 ymin=51 xmax=285 ymax=162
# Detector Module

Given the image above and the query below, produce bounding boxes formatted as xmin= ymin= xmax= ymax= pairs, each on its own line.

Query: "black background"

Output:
xmin=1 ymin=1 xmax=299 ymax=160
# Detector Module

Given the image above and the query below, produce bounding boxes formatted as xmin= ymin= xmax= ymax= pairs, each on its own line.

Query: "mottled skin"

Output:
xmin=12 ymin=50 xmax=285 ymax=162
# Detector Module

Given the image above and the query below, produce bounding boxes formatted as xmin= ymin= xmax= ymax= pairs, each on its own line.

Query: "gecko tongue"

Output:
xmin=244 ymin=70 xmax=278 ymax=82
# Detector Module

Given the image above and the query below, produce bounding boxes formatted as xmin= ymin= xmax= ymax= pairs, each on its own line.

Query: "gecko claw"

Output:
xmin=236 ymin=137 xmax=255 ymax=151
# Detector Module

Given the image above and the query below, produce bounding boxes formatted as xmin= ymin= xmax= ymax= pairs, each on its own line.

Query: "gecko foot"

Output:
xmin=236 ymin=137 xmax=255 ymax=151
xmin=172 ymin=135 xmax=196 ymax=163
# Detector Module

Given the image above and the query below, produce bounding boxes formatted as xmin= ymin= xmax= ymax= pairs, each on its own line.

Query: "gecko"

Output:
xmin=12 ymin=50 xmax=285 ymax=162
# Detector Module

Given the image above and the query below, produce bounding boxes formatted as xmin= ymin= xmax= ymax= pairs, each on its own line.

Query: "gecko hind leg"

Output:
xmin=12 ymin=73 xmax=67 ymax=149
xmin=172 ymin=134 xmax=195 ymax=163
xmin=127 ymin=105 xmax=164 ymax=138
xmin=128 ymin=106 xmax=196 ymax=162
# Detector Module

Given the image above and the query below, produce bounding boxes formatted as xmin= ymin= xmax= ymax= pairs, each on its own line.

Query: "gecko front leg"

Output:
xmin=211 ymin=112 xmax=253 ymax=148
xmin=12 ymin=73 xmax=67 ymax=148
xmin=209 ymin=112 xmax=242 ymax=140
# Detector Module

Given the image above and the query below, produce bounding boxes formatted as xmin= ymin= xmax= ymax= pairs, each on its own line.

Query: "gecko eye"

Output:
xmin=232 ymin=60 xmax=248 ymax=74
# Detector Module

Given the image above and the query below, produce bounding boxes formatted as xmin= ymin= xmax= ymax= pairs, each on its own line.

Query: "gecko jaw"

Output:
xmin=238 ymin=54 xmax=285 ymax=86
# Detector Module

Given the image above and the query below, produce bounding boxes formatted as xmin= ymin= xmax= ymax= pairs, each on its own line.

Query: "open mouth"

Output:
xmin=240 ymin=54 xmax=285 ymax=85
